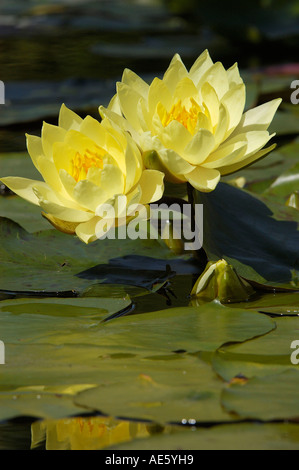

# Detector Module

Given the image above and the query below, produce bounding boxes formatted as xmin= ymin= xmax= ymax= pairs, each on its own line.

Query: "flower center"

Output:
xmin=160 ymin=98 xmax=203 ymax=134
xmin=71 ymin=147 xmax=105 ymax=182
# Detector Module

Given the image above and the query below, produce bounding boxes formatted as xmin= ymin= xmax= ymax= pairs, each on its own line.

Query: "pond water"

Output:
xmin=1 ymin=0 xmax=299 ymax=451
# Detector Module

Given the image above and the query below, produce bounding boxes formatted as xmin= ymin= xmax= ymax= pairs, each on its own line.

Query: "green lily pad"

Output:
xmin=94 ymin=302 xmax=275 ymax=354
xmin=228 ymin=292 xmax=299 ymax=315
xmin=0 ymin=391 xmax=87 ymax=422
xmin=0 ymin=197 xmax=52 ymax=233
xmin=111 ymin=422 xmax=299 ymax=450
xmin=221 ymin=369 xmax=299 ymax=421
xmin=0 ymin=152 xmax=41 ymax=180
xmin=212 ymin=316 xmax=299 ymax=381
xmin=0 ymin=217 xmax=187 ymax=294
xmin=0 ymin=300 xmax=274 ymax=421
xmin=74 ymin=354 xmax=235 ymax=424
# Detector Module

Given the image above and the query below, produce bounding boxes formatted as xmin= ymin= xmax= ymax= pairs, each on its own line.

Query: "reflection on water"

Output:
xmin=0 ymin=415 xmax=177 ymax=450
xmin=31 ymin=415 xmax=167 ymax=450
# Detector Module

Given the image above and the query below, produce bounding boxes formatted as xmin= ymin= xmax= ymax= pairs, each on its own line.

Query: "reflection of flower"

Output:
xmin=190 ymin=259 xmax=255 ymax=303
xmin=100 ymin=50 xmax=281 ymax=192
xmin=31 ymin=416 xmax=151 ymax=450
xmin=0 ymin=105 xmax=164 ymax=243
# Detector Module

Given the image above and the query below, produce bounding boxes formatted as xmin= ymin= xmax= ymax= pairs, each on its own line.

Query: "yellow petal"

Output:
xmin=26 ymin=134 xmax=44 ymax=170
xmin=162 ymin=53 xmax=188 ymax=94
xmin=201 ymin=82 xmax=219 ymax=128
xmin=122 ymin=68 xmax=149 ymax=99
xmin=183 ymin=129 xmax=215 ymax=165
xmin=59 ymin=103 xmax=83 ymax=131
xmin=227 ymin=130 xmax=274 ymax=161
xmin=99 ymin=105 xmax=140 ymax=143
xmin=101 ymin=115 xmax=128 ymax=148
xmin=79 ymin=115 xmax=107 ymax=148
xmin=34 ymin=186 xmax=93 ymax=222
xmin=198 ymin=62 xmax=229 ymax=100
xmin=173 ymin=76 xmax=199 ymax=105
xmin=64 ymin=129 xmax=102 ymax=157
xmin=189 ymin=49 xmax=214 ymax=86
xmin=143 ymin=149 xmax=185 ymax=184
xmin=86 ymin=166 xmax=102 ymax=186
xmin=220 ymin=143 xmax=276 ymax=175
xmin=99 ymin=163 xmax=125 ymax=198
xmin=72 ymin=180 xmax=109 ymax=212
xmin=42 ymin=212 xmax=78 ymax=235
xmin=75 ymin=217 xmax=100 ymax=244
xmin=202 ymin=141 xmax=247 ymax=168
xmin=0 ymin=177 xmax=47 ymax=205
xmin=226 ymin=63 xmax=243 ymax=88
xmin=158 ymin=148 xmax=195 ymax=177
xmin=212 ymin=104 xmax=229 ymax=149
xmin=160 ymin=119 xmax=193 ymax=154
xmin=148 ymin=77 xmax=172 ymax=117
xmin=193 ymin=111 xmax=213 ymax=134
xmin=137 ymin=169 xmax=164 ymax=204
xmin=59 ymin=169 xmax=77 ymax=198
xmin=139 ymin=131 xmax=164 ymax=153
xmin=116 ymin=82 xmax=143 ymax=132
xmin=36 ymin=154 xmax=65 ymax=196
xmin=124 ymin=140 xmax=142 ymax=193
xmin=41 ymin=122 xmax=66 ymax=159
xmin=185 ymin=167 xmax=221 ymax=192
xmin=220 ymin=83 xmax=246 ymax=136
xmin=52 ymin=141 xmax=73 ymax=175
xmin=137 ymin=97 xmax=152 ymax=132
xmin=231 ymin=98 xmax=282 ymax=135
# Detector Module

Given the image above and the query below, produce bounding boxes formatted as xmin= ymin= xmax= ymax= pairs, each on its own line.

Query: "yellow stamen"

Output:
xmin=71 ymin=147 xmax=105 ymax=182
xmin=160 ymin=98 xmax=203 ymax=134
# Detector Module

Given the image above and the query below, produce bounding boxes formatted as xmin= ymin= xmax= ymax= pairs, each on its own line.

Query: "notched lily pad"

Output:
xmin=221 ymin=369 xmax=299 ymax=421
xmin=0 ymin=217 xmax=189 ymax=294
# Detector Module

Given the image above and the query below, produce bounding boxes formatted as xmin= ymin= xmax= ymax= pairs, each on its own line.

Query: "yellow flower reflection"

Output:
xmin=31 ymin=416 xmax=163 ymax=450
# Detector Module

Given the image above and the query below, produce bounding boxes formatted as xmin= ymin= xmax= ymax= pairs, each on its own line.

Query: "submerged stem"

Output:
xmin=187 ymin=182 xmax=195 ymax=233
xmin=186 ymin=182 xmax=208 ymax=268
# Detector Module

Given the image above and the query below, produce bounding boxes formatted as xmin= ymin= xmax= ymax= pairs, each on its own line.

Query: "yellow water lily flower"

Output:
xmin=0 ymin=105 xmax=164 ymax=243
xmin=100 ymin=50 xmax=281 ymax=192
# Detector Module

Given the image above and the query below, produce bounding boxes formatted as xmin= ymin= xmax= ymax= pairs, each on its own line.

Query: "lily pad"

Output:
xmin=74 ymin=354 xmax=236 ymax=424
xmin=0 ymin=217 xmax=188 ymax=294
xmin=221 ymin=369 xmax=299 ymax=421
xmin=212 ymin=316 xmax=299 ymax=381
xmin=94 ymin=302 xmax=275 ymax=354
xmin=0 ymin=197 xmax=51 ymax=232
xmin=0 ymin=300 xmax=274 ymax=421
xmin=227 ymin=292 xmax=299 ymax=316
xmin=111 ymin=422 xmax=299 ymax=450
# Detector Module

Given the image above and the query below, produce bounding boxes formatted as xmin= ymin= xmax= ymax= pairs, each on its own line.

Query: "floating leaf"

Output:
xmin=212 ymin=316 xmax=299 ymax=381
xmin=111 ymin=422 xmax=299 ymax=450
xmin=0 ymin=217 xmax=188 ymax=294
xmin=0 ymin=300 xmax=274 ymax=421
xmin=221 ymin=369 xmax=299 ymax=421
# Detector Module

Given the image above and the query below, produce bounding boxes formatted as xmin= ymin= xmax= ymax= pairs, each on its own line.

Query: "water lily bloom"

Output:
xmin=100 ymin=50 xmax=281 ymax=192
xmin=0 ymin=105 xmax=164 ymax=243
